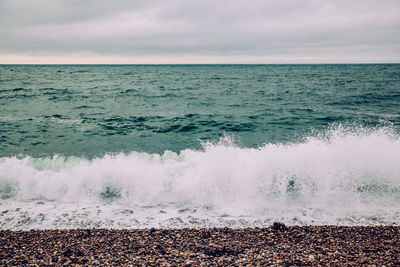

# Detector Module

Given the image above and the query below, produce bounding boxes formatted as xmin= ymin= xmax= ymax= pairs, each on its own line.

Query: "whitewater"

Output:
xmin=1 ymin=126 xmax=399 ymax=230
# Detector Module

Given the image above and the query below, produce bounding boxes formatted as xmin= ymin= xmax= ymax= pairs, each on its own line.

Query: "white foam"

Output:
xmin=1 ymin=126 xmax=400 ymax=229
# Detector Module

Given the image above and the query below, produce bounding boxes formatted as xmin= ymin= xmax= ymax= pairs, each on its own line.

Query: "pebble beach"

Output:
xmin=1 ymin=224 xmax=399 ymax=266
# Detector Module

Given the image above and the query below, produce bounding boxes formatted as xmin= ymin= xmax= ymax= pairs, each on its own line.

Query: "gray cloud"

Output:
xmin=1 ymin=0 xmax=399 ymax=62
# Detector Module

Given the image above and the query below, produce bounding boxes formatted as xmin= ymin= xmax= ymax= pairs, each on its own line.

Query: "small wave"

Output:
xmin=71 ymin=70 xmax=90 ymax=73
xmin=73 ymin=105 xmax=97 ymax=110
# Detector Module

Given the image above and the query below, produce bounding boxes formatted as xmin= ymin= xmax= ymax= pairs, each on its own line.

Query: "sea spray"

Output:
xmin=1 ymin=126 xmax=399 ymax=229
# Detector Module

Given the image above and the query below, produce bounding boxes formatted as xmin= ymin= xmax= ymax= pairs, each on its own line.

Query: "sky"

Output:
xmin=0 ymin=0 xmax=399 ymax=64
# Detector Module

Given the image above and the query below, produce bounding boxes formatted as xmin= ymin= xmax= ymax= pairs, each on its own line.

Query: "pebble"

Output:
xmin=0 ymin=224 xmax=399 ymax=265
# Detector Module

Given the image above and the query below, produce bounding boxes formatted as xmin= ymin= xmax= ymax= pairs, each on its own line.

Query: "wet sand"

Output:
xmin=1 ymin=224 xmax=399 ymax=266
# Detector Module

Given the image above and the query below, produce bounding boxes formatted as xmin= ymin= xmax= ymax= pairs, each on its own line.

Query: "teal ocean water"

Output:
xmin=1 ymin=64 xmax=400 ymax=229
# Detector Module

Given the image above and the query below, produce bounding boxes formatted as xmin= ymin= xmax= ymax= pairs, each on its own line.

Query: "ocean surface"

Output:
xmin=1 ymin=64 xmax=399 ymax=230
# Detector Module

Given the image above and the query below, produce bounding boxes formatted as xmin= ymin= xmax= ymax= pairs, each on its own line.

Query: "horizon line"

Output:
xmin=1 ymin=62 xmax=399 ymax=65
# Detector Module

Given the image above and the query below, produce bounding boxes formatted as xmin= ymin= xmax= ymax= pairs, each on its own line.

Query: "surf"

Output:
xmin=1 ymin=125 xmax=399 ymax=229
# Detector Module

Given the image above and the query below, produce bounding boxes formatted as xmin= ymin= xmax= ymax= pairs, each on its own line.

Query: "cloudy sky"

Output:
xmin=0 ymin=0 xmax=399 ymax=64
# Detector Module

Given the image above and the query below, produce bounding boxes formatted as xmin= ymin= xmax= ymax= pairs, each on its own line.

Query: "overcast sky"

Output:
xmin=0 ymin=0 xmax=399 ymax=63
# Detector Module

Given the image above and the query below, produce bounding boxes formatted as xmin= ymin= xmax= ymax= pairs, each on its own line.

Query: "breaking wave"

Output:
xmin=1 ymin=125 xmax=400 ymax=229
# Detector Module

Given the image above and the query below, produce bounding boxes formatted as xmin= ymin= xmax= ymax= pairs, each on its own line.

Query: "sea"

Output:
xmin=0 ymin=64 xmax=399 ymax=230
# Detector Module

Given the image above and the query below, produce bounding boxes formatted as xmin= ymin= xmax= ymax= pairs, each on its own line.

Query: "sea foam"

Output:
xmin=1 ymin=126 xmax=399 ymax=229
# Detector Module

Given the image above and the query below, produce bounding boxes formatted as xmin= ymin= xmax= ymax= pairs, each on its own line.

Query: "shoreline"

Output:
xmin=1 ymin=225 xmax=399 ymax=265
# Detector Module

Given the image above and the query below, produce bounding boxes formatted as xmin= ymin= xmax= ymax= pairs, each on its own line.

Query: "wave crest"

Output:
xmin=1 ymin=126 xmax=399 ymax=228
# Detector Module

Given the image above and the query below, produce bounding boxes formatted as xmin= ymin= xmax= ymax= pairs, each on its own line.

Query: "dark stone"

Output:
xmin=272 ymin=222 xmax=288 ymax=231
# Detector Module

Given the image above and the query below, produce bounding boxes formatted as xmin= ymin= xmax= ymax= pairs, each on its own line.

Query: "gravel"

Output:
xmin=1 ymin=224 xmax=399 ymax=266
